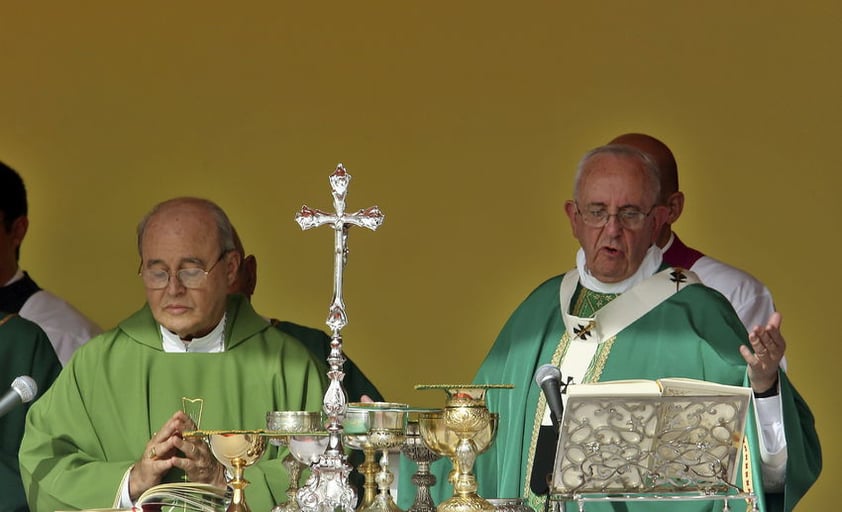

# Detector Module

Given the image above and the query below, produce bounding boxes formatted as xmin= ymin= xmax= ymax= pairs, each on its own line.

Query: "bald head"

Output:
xmin=610 ymin=133 xmax=678 ymax=203
xmin=137 ymin=197 xmax=236 ymax=257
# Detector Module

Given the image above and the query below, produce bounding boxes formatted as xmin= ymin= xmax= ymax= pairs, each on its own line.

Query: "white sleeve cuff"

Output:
xmin=114 ymin=466 xmax=135 ymax=509
xmin=753 ymin=392 xmax=787 ymax=491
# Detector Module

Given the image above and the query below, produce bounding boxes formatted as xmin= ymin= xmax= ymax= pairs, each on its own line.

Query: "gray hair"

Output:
xmin=136 ymin=197 xmax=236 ymax=257
xmin=572 ymin=144 xmax=661 ymax=205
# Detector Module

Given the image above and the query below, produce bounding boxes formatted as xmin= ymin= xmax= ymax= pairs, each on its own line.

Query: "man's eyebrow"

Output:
xmin=584 ymin=202 xmax=645 ymax=211
xmin=143 ymin=256 xmax=206 ymax=268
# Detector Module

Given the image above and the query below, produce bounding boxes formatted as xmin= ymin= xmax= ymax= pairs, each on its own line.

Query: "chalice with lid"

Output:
xmin=416 ymin=385 xmax=510 ymax=512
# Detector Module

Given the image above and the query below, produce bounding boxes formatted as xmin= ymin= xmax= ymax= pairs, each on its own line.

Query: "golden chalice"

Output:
xmin=267 ymin=411 xmax=326 ymax=512
xmin=416 ymin=385 xmax=509 ymax=512
xmin=207 ymin=431 xmax=267 ymax=512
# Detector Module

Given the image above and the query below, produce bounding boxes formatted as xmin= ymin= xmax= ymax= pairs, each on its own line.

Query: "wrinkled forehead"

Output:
xmin=141 ymin=210 xmax=220 ymax=260
xmin=576 ymin=155 xmax=657 ymax=207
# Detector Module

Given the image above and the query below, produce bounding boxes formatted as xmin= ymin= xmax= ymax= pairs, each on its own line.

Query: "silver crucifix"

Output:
xmin=294 ymin=163 xmax=384 ymax=512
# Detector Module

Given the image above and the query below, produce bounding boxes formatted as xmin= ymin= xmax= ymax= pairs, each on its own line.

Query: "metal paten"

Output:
xmin=295 ymin=164 xmax=385 ymax=512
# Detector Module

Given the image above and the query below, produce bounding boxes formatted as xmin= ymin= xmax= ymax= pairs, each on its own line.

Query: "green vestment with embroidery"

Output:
xmin=409 ymin=270 xmax=820 ymax=512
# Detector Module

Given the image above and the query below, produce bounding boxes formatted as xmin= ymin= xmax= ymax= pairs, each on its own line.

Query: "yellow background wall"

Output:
xmin=1 ymin=2 xmax=837 ymax=508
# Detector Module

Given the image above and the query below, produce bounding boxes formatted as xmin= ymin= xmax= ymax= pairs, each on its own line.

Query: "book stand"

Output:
xmin=548 ymin=394 xmax=757 ymax=511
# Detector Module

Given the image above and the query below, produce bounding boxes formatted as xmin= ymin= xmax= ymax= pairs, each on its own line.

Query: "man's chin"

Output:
xmin=589 ymin=265 xmax=630 ymax=283
xmin=155 ymin=316 xmax=198 ymax=339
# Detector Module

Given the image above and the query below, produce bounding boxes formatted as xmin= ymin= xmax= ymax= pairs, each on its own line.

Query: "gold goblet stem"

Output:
xmin=358 ymin=445 xmax=379 ymax=510
xmin=227 ymin=458 xmax=251 ymax=512
xmin=281 ymin=452 xmax=304 ymax=511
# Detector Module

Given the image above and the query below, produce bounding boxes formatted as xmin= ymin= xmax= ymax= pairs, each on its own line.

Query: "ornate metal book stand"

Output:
xmin=548 ymin=393 xmax=758 ymax=511
xmin=295 ymin=164 xmax=385 ymax=512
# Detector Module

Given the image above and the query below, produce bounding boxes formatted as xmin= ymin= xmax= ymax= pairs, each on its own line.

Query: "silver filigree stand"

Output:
xmin=400 ymin=421 xmax=441 ymax=512
xmin=295 ymin=164 xmax=385 ymax=512
xmin=550 ymin=394 xmax=758 ymax=511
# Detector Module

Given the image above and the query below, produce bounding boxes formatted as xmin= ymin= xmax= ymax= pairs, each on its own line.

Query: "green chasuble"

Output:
xmin=403 ymin=270 xmax=820 ymax=512
xmin=19 ymin=295 xmax=327 ymax=512
xmin=0 ymin=313 xmax=62 ymax=512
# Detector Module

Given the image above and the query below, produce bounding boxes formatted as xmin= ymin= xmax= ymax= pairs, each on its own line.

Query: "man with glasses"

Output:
xmin=414 ymin=144 xmax=820 ymax=512
xmin=20 ymin=197 xmax=327 ymax=512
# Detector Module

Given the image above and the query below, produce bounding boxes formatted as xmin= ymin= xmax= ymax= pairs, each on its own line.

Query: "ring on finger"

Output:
xmin=149 ymin=446 xmax=157 ymax=459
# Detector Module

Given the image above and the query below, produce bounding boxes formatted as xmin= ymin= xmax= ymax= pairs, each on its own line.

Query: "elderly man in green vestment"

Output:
xmin=19 ymin=197 xmax=328 ymax=512
xmin=402 ymin=145 xmax=820 ymax=512
xmin=0 ymin=313 xmax=61 ymax=512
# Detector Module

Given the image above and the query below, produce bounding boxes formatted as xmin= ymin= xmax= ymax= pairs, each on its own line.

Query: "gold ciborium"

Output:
xmin=416 ymin=385 xmax=509 ymax=512
xmin=342 ymin=402 xmax=409 ymax=511
xmin=267 ymin=411 xmax=325 ymax=512
xmin=207 ymin=431 xmax=267 ymax=512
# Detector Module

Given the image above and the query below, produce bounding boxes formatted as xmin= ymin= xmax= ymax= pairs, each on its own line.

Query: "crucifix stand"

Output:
xmin=294 ymin=163 xmax=385 ymax=512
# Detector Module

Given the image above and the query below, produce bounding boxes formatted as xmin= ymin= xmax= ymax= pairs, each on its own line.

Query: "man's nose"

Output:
xmin=165 ymin=274 xmax=187 ymax=294
xmin=603 ymin=214 xmax=624 ymax=234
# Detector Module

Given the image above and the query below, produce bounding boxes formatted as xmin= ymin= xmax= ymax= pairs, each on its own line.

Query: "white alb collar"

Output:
xmin=160 ymin=313 xmax=226 ymax=353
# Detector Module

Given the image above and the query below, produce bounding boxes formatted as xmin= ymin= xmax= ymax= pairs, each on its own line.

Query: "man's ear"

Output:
xmin=11 ymin=216 xmax=28 ymax=246
xmin=241 ymin=255 xmax=257 ymax=298
xmin=564 ymin=200 xmax=580 ymax=238
xmin=225 ymin=250 xmax=242 ymax=287
xmin=664 ymin=191 xmax=684 ymax=225
xmin=650 ymin=205 xmax=670 ymax=243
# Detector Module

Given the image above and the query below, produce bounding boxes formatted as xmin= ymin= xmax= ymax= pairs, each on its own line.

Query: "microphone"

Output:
xmin=530 ymin=364 xmax=564 ymax=496
xmin=534 ymin=364 xmax=564 ymax=433
xmin=0 ymin=376 xmax=38 ymax=419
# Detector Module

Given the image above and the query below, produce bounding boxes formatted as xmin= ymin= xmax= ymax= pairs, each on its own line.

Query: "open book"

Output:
xmin=552 ymin=377 xmax=752 ymax=496
xmin=566 ymin=377 xmax=752 ymax=398
xmin=60 ymin=482 xmax=229 ymax=512
xmin=134 ymin=482 xmax=229 ymax=511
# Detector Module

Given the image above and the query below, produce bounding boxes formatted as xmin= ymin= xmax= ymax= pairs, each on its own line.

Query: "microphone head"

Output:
xmin=534 ymin=364 xmax=561 ymax=387
xmin=11 ymin=376 xmax=37 ymax=403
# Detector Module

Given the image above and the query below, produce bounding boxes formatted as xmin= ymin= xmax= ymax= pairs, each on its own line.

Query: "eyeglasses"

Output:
xmin=138 ymin=252 xmax=226 ymax=289
xmin=575 ymin=203 xmax=655 ymax=230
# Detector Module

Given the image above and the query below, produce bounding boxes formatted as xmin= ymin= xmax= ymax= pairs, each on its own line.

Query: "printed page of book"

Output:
xmin=566 ymin=379 xmax=661 ymax=397
xmin=658 ymin=377 xmax=752 ymax=397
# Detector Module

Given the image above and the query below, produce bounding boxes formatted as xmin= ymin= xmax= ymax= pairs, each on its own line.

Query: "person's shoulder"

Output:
xmin=66 ymin=323 xmax=127 ymax=361
xmin=0 ymin=312 xmax=49 ymax=342
xmin=270 ymin=320 xmax=331 ymax=358
xmin=673 ymin=277 xmax=734 ymax=308
xmin=691 ymin=255 xmax=768 ymax=289
xmin=495 ymin=273 xmax=567 ymax=336
xmin=522 ymin=273 xmax=567 ymax=302
xmin=272 ymin=320 xmax=330 ymax=341
xmin=20 ymin=289 xmax=102 ymax=336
